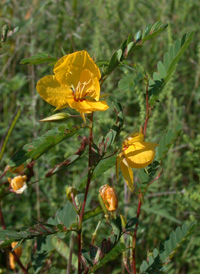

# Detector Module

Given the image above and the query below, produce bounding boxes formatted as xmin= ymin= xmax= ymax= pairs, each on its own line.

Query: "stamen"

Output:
xmin=74 ymin=79 xmax=92 ymax=100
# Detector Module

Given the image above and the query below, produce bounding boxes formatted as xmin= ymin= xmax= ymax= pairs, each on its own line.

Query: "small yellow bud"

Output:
xmin=9 ymin=242 xmax=22 ymax=269
xmin=7 ymin=175 xmax=27 ymax=194
xmin=99 ymin=184 xmax=118 ymax=212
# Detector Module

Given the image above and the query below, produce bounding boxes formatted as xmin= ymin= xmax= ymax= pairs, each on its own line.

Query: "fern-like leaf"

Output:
xmin=140 ymin=223 xmax=196 ymax=274
xmin=149 ymin=32 xmax=194 ymax=106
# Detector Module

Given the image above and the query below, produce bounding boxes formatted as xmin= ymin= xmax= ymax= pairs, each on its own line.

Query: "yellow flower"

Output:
xmin=9 ymin=242 xmax=22 ymax=269
xmin=117 ymin=132 xmax=158 ymax=192
xmin=99 ymin=184 xmax=118 ymax=211
xmin=7 ymin=175 xmax=27 ymax=194
xmin=36 ymin=50 xmax=109 ymax=122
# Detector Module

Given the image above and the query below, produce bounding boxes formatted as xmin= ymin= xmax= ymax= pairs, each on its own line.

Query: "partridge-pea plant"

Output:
xmin=0 ymin=22 xmax=195 ymax=274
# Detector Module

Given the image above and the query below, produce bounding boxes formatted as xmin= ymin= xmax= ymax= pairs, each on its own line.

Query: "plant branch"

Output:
xmin=78 ymin=112 xmax=94 ymax=274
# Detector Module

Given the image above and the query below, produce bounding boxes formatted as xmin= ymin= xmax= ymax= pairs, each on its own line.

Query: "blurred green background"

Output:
xmin=0 ymin=0 xmax=199 ymax=273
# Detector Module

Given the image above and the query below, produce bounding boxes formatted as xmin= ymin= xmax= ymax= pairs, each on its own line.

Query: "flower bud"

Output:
xmin=7 ymin=175 xmax=27 ymax=194
xmin=9 ymin=242 xmax=22 ymax=269
xmin=40 ymin=113 xmax=71 ymax=122
xmin=66 ymin=186 xmax=77 ymax=202
xmin=99 ymin=184 xmax=118 ymax=212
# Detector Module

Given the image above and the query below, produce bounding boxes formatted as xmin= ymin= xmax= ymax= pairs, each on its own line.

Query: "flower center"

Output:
xmin=71 ymin=79 xmax=92 ymax=101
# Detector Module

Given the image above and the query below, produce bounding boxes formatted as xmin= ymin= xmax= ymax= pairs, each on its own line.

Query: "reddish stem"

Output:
xmin=78 ymin=232 xmax=82 ymax=273
xmin=132 ymin=193 xmax=142 ymax=274
xmin=71 ymin=192 xmax=79 ymax=212
xmin=0 ymin=203 xmax=6 ymax=230
xmin=9 ymin=247 xmax=28 ymax=274
xmin=124 ymin=259 xmax=132 ymax=274
xmin=78 ymin=113 xmax=94 ymax=274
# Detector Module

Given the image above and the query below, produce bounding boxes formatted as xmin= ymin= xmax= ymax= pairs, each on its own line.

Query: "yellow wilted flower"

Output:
xmin=36 ymin=50 xmax=109 ymax=122
xmin=8 ymin=164 xmax=24 ymax=174
xmin=9 ymin=242 xmax=22 ymax=269
xmin=117 ymin=132 xmax=158 ymax=192
xmin=99 ymin=184 xmax=118 ymax=211
xmin=7 ymin=175 xmax=27 ymax=194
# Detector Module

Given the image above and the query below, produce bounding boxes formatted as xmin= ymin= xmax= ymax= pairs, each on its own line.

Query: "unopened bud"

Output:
xmin=40 ymin=113 xmax=70 ymax=122
xmin=99 ymin=184 xmax=118 ymax=212
xmin=66 ymin=186 xmax=77 ymax=202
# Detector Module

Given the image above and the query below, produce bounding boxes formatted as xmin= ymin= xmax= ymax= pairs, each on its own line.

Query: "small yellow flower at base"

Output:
xmin=7 ymin=175 xmax=27 ymax=194
xmin=36 ymin=50 xmax=109 ymax=122
xmin=117 ymin=132 xmax=158 ymax=192
xmin=99 ymin=184 xmax=118 ymax=212
xmin=9 ymin=242 xmax=22 ymax=269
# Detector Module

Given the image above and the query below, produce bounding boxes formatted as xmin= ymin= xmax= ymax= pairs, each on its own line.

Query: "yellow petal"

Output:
xmin=123 ymin=132 xmax=144 ymax=147
xmin=120 ymin=157 xmax=134 ymax=192
xmin=79 ymin=69 xmax=100 ymax=100
xmin=54 ymin=50 xmax=101 ymax=86
xmin=36 ymin=75 xmax=72 ymax=109
xmin=124 ymin=141 xmax=158 ymax=169
xmin=67 ymin=99 xmax=109 ymax=113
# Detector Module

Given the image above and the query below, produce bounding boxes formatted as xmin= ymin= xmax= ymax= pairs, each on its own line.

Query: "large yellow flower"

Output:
xmin=36 ymin=50 xmax=109 ymax=121
xmin=117 ymin=132 xmax=158 ymax=191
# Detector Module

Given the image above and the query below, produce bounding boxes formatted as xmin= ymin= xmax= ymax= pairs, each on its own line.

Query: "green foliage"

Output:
xmin=0 ymin=223 xmax=60 ymax=248
xmin=0 ymin=107 xmax=21 ymax=161
xmin=9 ymin=124 xmax=84 ymax=166
xmin=148 ymin=32 xmax=195 ymax=106
xmin=140 ymin=223 xmax=196 ymax=274
xmin=20 ymin=52 xmax=58 ymax=65
xmin=101 ymin=21 xmax=168 ymax=79
xmin=156 ymin=125 xmax=182 ymax=161
xmin=89 ymin=242 xmax=126 ymax=273
xmin=0 ymin=1 xmax=198 ymax=273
